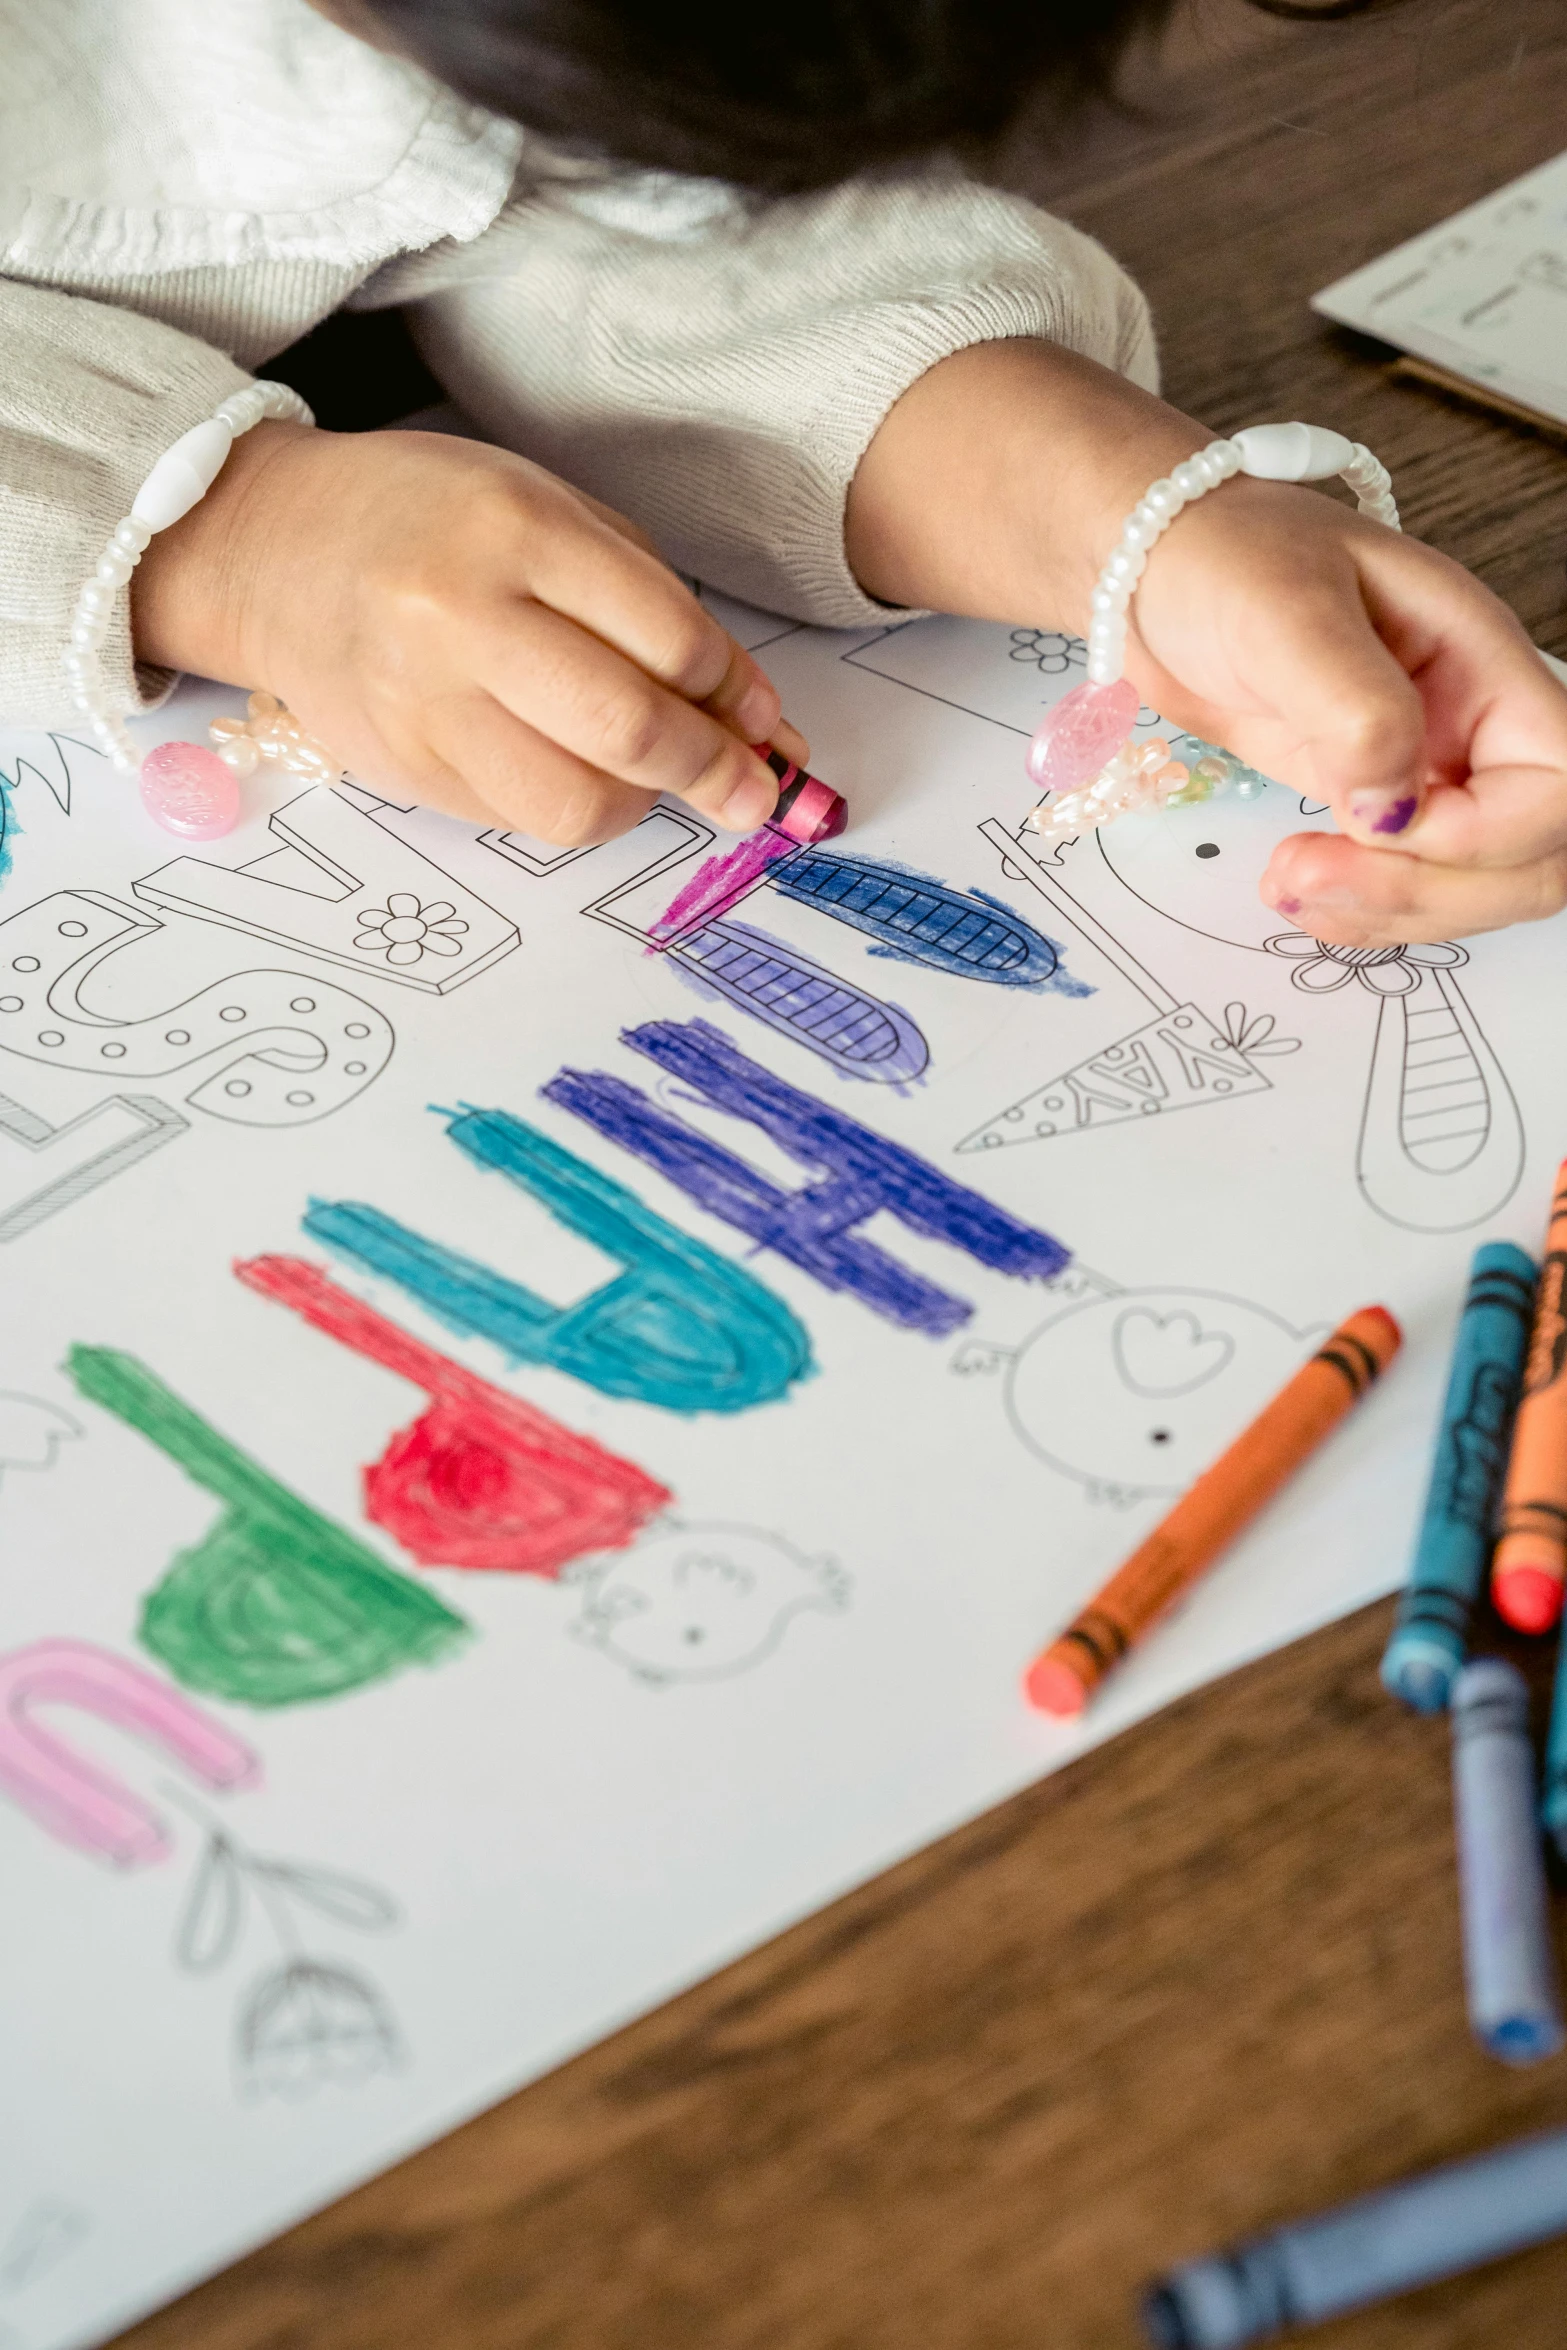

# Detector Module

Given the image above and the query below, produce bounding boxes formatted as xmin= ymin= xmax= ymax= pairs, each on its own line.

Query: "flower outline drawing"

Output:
xmin=353 ymin=893 xmax=470 ymax=969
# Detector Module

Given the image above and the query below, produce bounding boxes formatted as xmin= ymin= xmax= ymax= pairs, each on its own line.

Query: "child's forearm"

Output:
xmin=845 ymin=339 xmax=1209 ymax=631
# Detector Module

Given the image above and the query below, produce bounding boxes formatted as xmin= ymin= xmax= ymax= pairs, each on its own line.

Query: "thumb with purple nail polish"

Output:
xmin=1349 ymin=787 xmax=1421 ymax=837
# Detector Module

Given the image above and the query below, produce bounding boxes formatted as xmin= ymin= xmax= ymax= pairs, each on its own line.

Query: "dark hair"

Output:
xmin=364 ymin=0 xmax=1396 ymax=196
xmin=362 ymin=0 xmax=1183 ymax=193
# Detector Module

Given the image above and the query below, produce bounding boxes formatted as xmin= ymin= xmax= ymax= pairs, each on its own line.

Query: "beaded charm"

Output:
xmin=209 ymin=693 xmax=342 ymax=784
xmin=1024 ymin=422 xmax=1400 ymax=845
xmin=1025 ymin=678 xmax=1141 ymax=794
xmin=139 ymin=740 xmax=242 ymax=840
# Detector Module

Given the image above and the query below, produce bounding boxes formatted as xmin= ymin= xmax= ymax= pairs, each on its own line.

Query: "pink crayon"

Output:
xmin=649 ymin=748 xmax=847 ymax=945
xmin=0 ymin=1639 xmax=259 ymax=1866
xmin=762 ymin=750 xmax=848 ymax=845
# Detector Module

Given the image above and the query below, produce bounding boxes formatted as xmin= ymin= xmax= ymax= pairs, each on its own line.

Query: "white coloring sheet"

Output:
xmin=3 ymin=598 xmax=1566 ymax=2350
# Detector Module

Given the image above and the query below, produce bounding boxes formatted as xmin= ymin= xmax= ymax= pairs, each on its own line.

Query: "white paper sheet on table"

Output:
xmin=1313 ymin=148 xmax=1567 ymax=424
xmin=3 ymin=599 xmax=1565 ymax=2350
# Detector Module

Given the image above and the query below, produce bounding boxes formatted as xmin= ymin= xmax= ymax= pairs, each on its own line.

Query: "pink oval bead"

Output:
xmin=139 ymin=739 xmax=242 ymax=840
xmin=1025 ymin=678 xmax=1141 ymax=794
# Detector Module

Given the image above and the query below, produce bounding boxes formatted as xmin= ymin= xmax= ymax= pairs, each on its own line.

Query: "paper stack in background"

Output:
xmin=1315 ymin=150 xmax=1567 ymax=432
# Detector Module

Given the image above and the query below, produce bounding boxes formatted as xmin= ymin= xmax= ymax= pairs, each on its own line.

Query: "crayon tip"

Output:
xmin=1379 ymin=1644 xmax=1455 ymax=1715
xmin=1025 ymin=1653 xmax=1089 ymax=1717
xmin=1360 ymin=1302 xmax=1403 ymax=1355
xmin=762 ymin=753 xmax=848 ymax=844
xmin=1486 ymin=2014 xmax=1567 ymax=2066
xmin=1492 ymin=1564 xmax=1564 ymax=1635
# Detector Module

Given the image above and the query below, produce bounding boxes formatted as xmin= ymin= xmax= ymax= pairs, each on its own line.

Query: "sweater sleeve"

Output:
xmin=0 ymin=278 xmax=251 ymax=725
xmin=400 ymin=169 xmax=1157 ymax=628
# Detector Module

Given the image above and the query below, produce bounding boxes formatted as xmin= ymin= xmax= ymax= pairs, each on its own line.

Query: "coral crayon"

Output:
xmin=1493 ymin=1159 xmax=1567 ymax=1633
xmin=1027 ymin=1306 xmax=1401 ymax=1717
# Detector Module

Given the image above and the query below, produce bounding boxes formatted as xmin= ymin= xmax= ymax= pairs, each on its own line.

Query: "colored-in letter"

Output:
xmin=544 ymin=1019 xmax=1069 ymax=1336
xmin=0 ymin=1639 xmax=258 ymax=1866
xmin=306 ymin=1113 xmax=813 ymax=1415
xmin=66 ymin=1347 xmax=470 ymax=1707
xmin=236 ymin=1255 xmax=672 ymax=1573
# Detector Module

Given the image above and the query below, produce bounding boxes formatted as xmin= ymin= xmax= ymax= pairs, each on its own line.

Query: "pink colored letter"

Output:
xmin=0 ymin=1639 xmax=259 ymax=1867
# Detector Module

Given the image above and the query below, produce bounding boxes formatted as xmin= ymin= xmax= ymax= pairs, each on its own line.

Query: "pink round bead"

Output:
xmin=1025 ymin=678 xmax=1141 ymax=794
xmin=139 ymin=739 xmax=242 ymax=840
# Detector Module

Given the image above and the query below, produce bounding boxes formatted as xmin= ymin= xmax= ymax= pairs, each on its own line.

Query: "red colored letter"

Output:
xmin=235 ymin=1257 xmax=670 ymax=1575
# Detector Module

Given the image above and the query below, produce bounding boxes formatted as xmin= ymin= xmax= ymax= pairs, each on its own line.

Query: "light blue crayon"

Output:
xmin=1381 ymin=1242 xmax=1536 ymax=1712
xmin=1143 ymin=2124 xmax=1567 ymax=2347
xmin=1451 ymin=1659 xmax=1564 ymax=2065
xmin=1543 ymin=1612 xmax=1567 ymax=1857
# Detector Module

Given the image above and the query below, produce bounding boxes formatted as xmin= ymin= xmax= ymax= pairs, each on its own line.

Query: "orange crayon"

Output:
xmin=1026 ymin=1305 xmax=1402 ymax=1717
xmin=1493 ymin=1161 xmax=1567 ymax=1634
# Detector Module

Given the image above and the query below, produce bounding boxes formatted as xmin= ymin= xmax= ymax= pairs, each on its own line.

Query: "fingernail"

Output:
xmin=736 ymin=681 xmax=777 ymax=741
xmin=1351 ymin=792 xmax=1419 ymax=836
xmin=719 ymin=774 xmax=777 ymax=832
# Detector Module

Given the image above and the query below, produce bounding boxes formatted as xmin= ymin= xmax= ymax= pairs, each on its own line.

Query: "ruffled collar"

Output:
xmin=0 ymin=0 xmax=524 ymax=276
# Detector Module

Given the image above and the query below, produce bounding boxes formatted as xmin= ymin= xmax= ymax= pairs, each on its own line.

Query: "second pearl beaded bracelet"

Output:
xmin=1025 ymin=421 xmax=1400 ymax=844
xmin=63 ymin=378 xmax=315 ymax=840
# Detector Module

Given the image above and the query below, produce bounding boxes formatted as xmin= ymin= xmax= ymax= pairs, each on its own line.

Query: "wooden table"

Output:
xmin=119 ymin=5 xmax=1567 ymax=2345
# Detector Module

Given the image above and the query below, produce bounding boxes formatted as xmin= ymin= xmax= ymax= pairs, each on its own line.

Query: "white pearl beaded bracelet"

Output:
xmin=1025 ymin=421 xmax=1401 ymax=844
xmin=63 ymin=378 xmax=314 ymax=839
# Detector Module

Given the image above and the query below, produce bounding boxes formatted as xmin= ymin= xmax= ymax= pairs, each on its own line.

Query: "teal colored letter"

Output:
xmin=306 ymin=1110 xmax=812 ymax=1415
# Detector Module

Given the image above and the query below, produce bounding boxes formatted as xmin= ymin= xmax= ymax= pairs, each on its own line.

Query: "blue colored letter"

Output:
xmin=543 ymin=1019 xmax=1070 ymax=1337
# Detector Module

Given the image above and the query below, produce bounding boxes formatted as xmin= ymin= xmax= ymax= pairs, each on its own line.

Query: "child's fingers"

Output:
xmin=565 ymin=488 xmax=663 ymax=560
xmin=424 ymin=690 xmax=656 ymax=846
xmin=1260 ymin=827 xmax=1567 ymax=946
xmin=1377 ymin=766 xmax=1567 ymax=871
xmin=769 ymin=716 xmax=811 ymax=765
xmin=1237 ymin=576 xmax=1429 ymax=843
xmin=474 ymin=601 xmax=779 ymax=829
xmin=699 ymin=636 xmax=785 ymax=747
xmin=519 ymin=499 xmax=782 ymax=743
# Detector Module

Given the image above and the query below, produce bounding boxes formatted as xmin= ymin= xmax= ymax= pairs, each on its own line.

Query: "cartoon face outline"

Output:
xmin=1093 ymin=792 xmax=1335 ymax=952
xmin=569 ymin=1520 xmax=848 ymax=1684
xmin=1005 ymin=1287 xmax=1315 ymax=1501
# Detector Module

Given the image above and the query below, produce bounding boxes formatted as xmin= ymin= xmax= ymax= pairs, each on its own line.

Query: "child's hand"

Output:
xmin=132 ymin=422 xmax=803 ymax=845
xmin=1129 ymin=481 xmax=1567 ymax=947
xmin=847 ymin=338 xmax=1567 ymax=946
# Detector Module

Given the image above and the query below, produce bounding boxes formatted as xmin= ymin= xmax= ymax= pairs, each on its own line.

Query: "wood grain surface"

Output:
xmin=115 ymin=5 xmax=1567 ymax=2346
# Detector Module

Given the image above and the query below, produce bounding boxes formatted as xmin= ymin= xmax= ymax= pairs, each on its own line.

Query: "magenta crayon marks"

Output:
xmin=0 ymin=1640 xmax=259 ymax=1866
xmin=544 ymin=1018 xmax=1070 ymax=1336
xmin=236 ymin=1255 xmax=672 ymax=1575
xmin=649 ymin=830 xmax=798 ymax=945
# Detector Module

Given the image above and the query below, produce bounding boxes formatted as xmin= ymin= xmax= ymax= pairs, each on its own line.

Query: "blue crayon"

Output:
xmin=1381 ymin=1242 xmax=1536 ymax=1712
xmin=1543 ymin=1609 xmax=1567 ymax=1857
xmin=1450 ymin=1659 xmax=1564 ymax=2065
xmin=1143 ymin=2124 xmax=1567 ymax=2347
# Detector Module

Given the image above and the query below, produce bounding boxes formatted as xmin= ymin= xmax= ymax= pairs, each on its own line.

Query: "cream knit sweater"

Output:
xmin=0 ymin=0 xmax=1158 ymax=726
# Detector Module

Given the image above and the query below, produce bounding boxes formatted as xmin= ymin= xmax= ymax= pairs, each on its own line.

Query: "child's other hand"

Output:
xmin=132 ymin=423 xmax=804 ymax=845
xmin=1128 ymin=480 xmax=1567 ymax=947
xmin=847 ymin=338 xmax=1567 ymax=947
